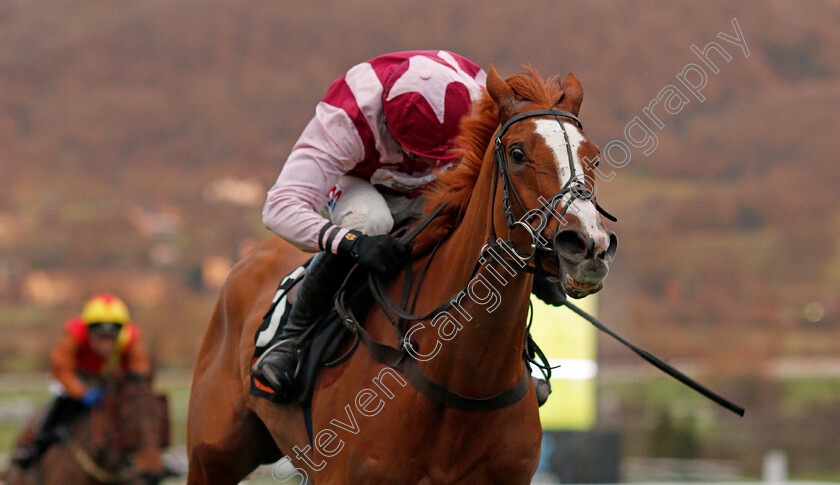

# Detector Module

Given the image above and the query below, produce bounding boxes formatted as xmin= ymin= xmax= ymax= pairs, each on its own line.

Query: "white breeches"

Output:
xmin=325 ymin=175 xmax=425 ymax=235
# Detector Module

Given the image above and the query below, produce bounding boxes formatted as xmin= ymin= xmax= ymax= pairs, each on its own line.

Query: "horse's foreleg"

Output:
xmin=187 ymin=367 xmax=281 ymax=484
xmin=187 ymin=412 xmax=279 ymax=484
xmin=187 ymin=310 xmax=281 ymax=484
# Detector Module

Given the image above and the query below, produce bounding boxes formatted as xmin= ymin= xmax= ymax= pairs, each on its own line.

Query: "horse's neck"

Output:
xmin=411 ymin=153 xmax=532 ymax=395
xmin=73 ymin=407 xmax=122 ymax=470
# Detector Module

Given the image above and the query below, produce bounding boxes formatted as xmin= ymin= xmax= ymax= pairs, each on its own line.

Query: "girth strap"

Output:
xmin=332 ymin=203 xmax=535 ymax=412
xmin=339 ymin=303 xmax=533 ymax=412
xmin=399 ymin=359 xmax=531 ymax=412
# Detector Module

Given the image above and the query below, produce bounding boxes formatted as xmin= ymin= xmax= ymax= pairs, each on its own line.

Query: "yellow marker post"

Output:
xmin=529 ymin=294 xmax=598 ymax=430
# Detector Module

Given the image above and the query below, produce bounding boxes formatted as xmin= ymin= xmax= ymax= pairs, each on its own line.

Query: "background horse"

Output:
xmin=4 ymin=374 xmax=172 ymax=485
xmin=187 ymin=66 xmax=617 ymax=484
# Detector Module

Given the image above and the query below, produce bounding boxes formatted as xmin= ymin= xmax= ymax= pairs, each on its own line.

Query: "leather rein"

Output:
xmin=330 ymin=110 xmax=601 ymax=413
xmin=332 ymin=202 xmax=537 ymax=412
xmin=58 ymin=401 xmax=139 ymax=483
xmin=332 ymin=109 xmax=745 ymax=416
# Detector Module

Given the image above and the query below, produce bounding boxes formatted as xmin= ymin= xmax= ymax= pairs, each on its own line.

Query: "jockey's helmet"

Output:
xmin=81 ymin=293 xmax=130 ymax=338
xmin=383 ymin=54 xmax=480 ymax=160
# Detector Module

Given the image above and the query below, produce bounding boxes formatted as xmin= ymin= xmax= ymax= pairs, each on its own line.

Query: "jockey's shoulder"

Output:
xmin=64 ymin=317 xmax=87 ymax=340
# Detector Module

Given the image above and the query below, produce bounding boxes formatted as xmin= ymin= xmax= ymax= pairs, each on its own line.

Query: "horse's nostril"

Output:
xmin=554 ymin=230 xmax=587 ymax=256
xmin=599 ymin=233 xmax=619 ymax=259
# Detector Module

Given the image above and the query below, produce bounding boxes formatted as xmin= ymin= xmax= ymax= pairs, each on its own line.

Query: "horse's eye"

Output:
xmin=509 ymin=147 xmax=526 ymax=164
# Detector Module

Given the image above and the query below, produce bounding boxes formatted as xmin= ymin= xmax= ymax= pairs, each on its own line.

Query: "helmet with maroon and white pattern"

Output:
xmin=383 ymin=54 xmax=481 ymax=160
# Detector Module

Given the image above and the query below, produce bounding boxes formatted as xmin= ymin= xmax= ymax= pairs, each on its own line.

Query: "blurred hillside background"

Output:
xmin=1 ymin=0 xmax=839 ymax=481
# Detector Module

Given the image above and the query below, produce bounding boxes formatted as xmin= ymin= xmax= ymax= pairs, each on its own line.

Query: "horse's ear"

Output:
xmin=486 ymin=65 xmax=518 ymax=122
xmin=561 ymin=72 xmax=584 ymax=115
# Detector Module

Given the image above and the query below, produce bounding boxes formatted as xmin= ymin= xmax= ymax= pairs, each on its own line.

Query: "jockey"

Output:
xmin=253 ymin=50 xmax=564 ymax=399
xmin=11 ymin=293 xmax=151 ymax=468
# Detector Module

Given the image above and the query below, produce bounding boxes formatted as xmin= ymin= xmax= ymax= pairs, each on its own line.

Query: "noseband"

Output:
xmin=334 ymin=109 xmax=744 ymax=418
xmin=491 ymin=109 xmax=616 ymax=271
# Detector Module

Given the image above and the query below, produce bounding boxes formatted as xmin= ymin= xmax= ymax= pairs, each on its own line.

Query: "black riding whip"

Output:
xmin=559 ymin=296 xmax=745 ymax=416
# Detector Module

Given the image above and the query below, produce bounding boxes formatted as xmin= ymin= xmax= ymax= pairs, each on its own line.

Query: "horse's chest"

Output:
xmin=313 ymin=402 xmax=541 ymax=484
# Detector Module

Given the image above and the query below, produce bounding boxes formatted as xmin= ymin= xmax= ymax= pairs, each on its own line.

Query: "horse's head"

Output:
xmin=105 ymin=373 xmax=172 ymax=484
xmin=486 ymin=67 xmax=617 ymax=298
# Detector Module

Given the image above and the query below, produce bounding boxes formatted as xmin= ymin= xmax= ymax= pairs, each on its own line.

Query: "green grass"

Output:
xmin=0 ymin=423 xmax=22 ymax=452
xmin=0 ymin=381 xmax=53 ymax=452
xmin=795 ymin=470 xmax=840 ymax=483
xmin=781 ymin=377 xmax=840 ymax=407
xmin=4 ymin=371 xmax=840 ymax=483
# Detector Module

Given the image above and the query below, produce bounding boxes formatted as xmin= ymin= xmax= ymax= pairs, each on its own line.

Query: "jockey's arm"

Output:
xmin=124 ymin=336 xmax=151 ymax=377
xmin=50 ymin=332 xmax=88 ymax=399
xmin=263 ymin=102 xmax=363 ymax=253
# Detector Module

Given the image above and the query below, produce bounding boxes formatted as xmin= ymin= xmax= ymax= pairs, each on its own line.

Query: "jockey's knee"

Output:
xmin=336 ymin=208 xmax=394 ymax=235
xmin=330 ymin=176 xmax=394 ymax=235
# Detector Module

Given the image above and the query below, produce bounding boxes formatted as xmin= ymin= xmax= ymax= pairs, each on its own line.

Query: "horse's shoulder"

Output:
xmin=230 ymin=236 xmax=303 ymax=278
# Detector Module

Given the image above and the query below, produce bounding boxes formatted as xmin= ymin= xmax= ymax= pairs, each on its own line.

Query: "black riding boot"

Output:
xmin=12 ymin=396 xmax=84 ymax=469
xmin=252 ymin=252 xmax=353 ymax=400
xmin=531 ymin=274 xmax=567 ymax=306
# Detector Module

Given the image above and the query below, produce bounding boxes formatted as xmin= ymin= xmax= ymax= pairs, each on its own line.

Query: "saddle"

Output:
xmin=251 ymin=213 xmax=744 ymax=418
xmin=249 ymin=258 xmax=367 ymax=408
xmin=250 ymin=208 xmax=555 ymax=412
xmin=249 ymin=258 xmax=553 ymax=409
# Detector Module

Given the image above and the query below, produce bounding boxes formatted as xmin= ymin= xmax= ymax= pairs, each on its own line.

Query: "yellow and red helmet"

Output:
xmin=81 ymin=294 xmax=130 ymax=337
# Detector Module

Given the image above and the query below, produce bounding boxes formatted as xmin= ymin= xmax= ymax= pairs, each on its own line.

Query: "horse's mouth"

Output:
xmin=562 ymin=273 xmax=603 ymax=299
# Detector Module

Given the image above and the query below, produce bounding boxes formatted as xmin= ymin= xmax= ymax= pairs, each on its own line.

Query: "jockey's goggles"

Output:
xmin=88 ymin=321 xmax=123 ymax=338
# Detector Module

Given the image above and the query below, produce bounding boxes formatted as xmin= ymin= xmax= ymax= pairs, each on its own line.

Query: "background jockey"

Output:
xmin=11 ymin=293 xmax=151 ymax=468
xmin=253 ymin=50 xmax=563 ymax=400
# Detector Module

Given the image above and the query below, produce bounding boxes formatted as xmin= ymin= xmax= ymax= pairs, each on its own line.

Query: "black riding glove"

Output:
xmin=336 ymin=230 xmax=409 ymax=273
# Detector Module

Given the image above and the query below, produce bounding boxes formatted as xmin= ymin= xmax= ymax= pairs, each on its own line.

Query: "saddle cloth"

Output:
xmin=249 ymin=259 xmax=363 ymax=408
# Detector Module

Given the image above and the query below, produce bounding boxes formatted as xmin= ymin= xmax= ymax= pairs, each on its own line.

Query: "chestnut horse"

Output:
xmin=5 ymin=375 xmax=171 ymax=485
xmin=187 ymin=66 xmax=617 ymax=484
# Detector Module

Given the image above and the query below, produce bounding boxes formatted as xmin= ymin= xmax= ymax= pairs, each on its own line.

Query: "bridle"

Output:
xmin=60 ymin=396 xmax=139 ymax=483
xmin=59 ymin=381 xmax=168 ymax=484
xmin=328 ymin=107 xmax=744 ymax=420
xmin=330 ymin=108 xmax=610 ymax=413
xmin=490 ymin=108 xmax=616 ymax=276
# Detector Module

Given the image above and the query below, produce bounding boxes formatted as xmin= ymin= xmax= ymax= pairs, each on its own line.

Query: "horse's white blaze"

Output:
xmin=534 ymin=119 xmax=610 ymax=255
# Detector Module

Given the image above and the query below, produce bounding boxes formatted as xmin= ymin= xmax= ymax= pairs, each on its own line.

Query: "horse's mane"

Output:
xmin=413 ymin=67 xmax=565 ymax=253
